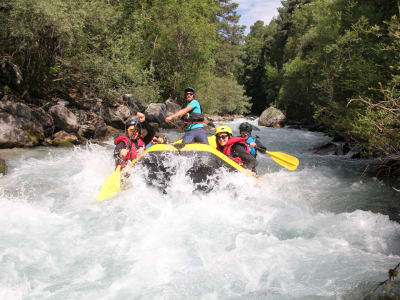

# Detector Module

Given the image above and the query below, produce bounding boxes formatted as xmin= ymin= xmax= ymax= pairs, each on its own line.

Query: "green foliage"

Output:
xmin=198 ymin=76 xmax=251 ymax=115
xmin=240 ymin=0 xmax=399 ymax=158
xmin=241 ymin=20 xmax=282 ymax=114
xmin=0 ymin=0 xmax=160 ymax=103
xmin=0 ymin=0 xmax=249 ymax=114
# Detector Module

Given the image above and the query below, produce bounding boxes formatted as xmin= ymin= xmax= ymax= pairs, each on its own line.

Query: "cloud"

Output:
xmin=235 ymin=0 xmax=282 ymax=33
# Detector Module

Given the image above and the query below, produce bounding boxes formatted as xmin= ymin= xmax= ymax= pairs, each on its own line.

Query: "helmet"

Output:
xmin=184 ymin=87 xmax=195 ymax=94
xmin=125 ymin=119 xmax=141 ymax=134
xmin=239 ymin=122 xmax=252 ymax=134
xmin=126 ymin=119 xmax=139 ymax=128
xmin=215 ymin=125 xmax=232 ymax=135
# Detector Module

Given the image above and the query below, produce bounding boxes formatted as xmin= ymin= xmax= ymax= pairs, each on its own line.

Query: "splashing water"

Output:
xmin=1 ymin=120 xmax=399 ymax=299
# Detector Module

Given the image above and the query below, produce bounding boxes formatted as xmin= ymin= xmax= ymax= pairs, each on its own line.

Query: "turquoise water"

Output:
xmin=0 ymin=119 xmax=399 ymax=299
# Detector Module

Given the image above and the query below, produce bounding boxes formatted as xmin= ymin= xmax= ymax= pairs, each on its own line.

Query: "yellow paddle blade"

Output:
xmin=97 ymin=165 xmax=121 ymax=201
xmin=265 ymin=151 xmax=299 ymax=171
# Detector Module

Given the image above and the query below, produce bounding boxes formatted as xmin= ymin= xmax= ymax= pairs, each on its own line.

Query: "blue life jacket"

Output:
xmin=245 ymin=136 xmax=257 ymax=156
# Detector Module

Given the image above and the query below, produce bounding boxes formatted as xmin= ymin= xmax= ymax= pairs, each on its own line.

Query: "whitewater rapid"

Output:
xmin=1 ymin=119 xmax=399 ymax=299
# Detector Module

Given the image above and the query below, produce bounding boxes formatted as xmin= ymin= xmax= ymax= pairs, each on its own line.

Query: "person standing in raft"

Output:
xmin=165 ymin=87 xmax=208 ymax=144
xmin=215 ymin=125 xmax=258 ymax=173
xmin=114 ymin=112 xmax=155 ymax=168
xmin=238 ymin=122 xmax=267 ymax=157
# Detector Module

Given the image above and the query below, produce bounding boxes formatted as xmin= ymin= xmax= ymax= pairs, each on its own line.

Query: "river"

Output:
xmin=1 ymin=118 xmax=399 ymax=299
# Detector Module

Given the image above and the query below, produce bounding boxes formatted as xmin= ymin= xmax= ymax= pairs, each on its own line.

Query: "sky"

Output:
xmin=235 ymin=0 xmax=283 ymax=34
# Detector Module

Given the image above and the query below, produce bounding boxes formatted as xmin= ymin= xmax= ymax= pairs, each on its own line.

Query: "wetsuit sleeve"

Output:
xmin=141 ymin=119 xmax=156 ymax=145
xmin=255 ymin=139 xmax=267 ymax=152
xmin=232 ymin=143 xmax=258 ymax=172
xmin=114 ymin=141 xmax=125 ymax=160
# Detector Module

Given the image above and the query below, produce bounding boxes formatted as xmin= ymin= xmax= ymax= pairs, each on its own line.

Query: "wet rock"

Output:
xmin=313 ymin=142 xmax=338 ymax=155
xmin=313 ymin=141 xmax=364 ymax=157
xmin=258 ymin=107 xmax=286 ymax=127
xmin=52 ymin=130 xmax=78 ymax=147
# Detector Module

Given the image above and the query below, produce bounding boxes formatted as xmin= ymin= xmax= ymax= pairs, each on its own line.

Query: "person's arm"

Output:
xmin=232 ymin=143 xmax=258 ymax=172
xmin=255 ymin=139 xmax=267 ymax=151
xmin=141 ymin=119 xmax=156 ymax=145
xmin=114 ymin=142 xmax=126 ymax=160
xmin=165 ymin=105 xmax=192 ymax=123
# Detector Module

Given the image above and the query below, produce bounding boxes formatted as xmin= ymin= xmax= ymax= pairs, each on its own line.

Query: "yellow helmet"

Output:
xmin=215 ymin=125 xmax=232 ymax=135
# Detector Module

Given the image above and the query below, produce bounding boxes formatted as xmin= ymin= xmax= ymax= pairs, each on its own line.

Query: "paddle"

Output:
xmin=97 ymin=122 xmax=138 ymax=201
xmin=256 ymin=146 xmax=299 ymax=171
xmin=97 ymin=165 xmax=122 ymax=201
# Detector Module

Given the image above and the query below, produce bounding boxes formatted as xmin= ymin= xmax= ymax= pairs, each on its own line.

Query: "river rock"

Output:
xmin=108 ymin=105 xmax=132 ymax=129
xmin=313 ymin=142 xmax=338 ymax=155
xmin=258 ymin=107 xmax=286 ymax=127
xmin=31 ymin=107 xmax=54 ymax=137
xmin=52 ymin=130 xmax=78 ymax=147
xmin=165 ymin=98 xmax=181 ymax=115
xmin=145 ymin=103 xmax=167 ymax=125
xmin=0 ymin=158 xmax=7 ymax=175
xmin=49 ymin=104 xmax=79 ymax=133
xmin=0 ymin=99 xmax=49 ymax=147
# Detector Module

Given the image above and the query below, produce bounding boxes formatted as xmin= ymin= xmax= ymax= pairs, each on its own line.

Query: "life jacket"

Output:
xmin=182 ymin=102 xmax=204 ymax=124
xmin=217 ymin=137 xmax=250 ymax=165
xmin=114 ymin=135 xmax=145 ymax=167
xmin=245 ymin=136 xmax=257 ymax=156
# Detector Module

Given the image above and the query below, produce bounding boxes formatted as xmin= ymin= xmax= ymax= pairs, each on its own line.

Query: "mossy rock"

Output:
xmin=52 ymin=140 xmax=75 ymax=147
xmin=21 ymin=125 xmax=44 ymax=146
xmin=0 ymin=158 xmax=7 ymax=175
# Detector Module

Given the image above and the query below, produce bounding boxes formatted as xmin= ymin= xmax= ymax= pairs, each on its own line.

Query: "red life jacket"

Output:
xmin=217 ymin=137 xmax=250 ymax=165
xmin=114 ymin=135 xmax=145 ymax=167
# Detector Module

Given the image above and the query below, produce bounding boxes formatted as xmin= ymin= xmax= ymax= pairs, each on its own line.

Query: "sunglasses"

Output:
xmin=216 ymin=134 xmax=229 ymax=140
xmin=127 ymin=127 xmax=139 ymax=134
xmin=186 ymin=92 xmax=194 ymax=96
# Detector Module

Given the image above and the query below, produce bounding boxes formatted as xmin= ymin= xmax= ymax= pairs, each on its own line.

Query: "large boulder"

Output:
xmin=145 ymin=103 xmax=167 ymax=125
xmin=0 ymin=99 xmax=50 ymax=147
xmin=78 ymin=119 xmax=108 ymax=139
xmin=258 ymin=107 xmax=286 ymax=127
xmin=108 ymin=105 xmax=132 ymax=129
xmin=49 ymin=104 xmax=79 ymax=133
xmin=31 ymin=107 xmax=54 ymax=137
xmin=165 ymin=98 xmax=181 ymax=116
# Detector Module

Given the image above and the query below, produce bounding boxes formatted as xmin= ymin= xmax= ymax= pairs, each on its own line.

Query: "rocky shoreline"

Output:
xmin=0 ymin=92 xmax=289 ymax=149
